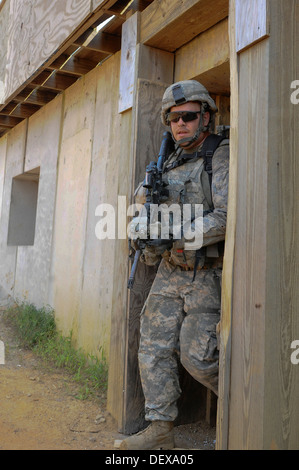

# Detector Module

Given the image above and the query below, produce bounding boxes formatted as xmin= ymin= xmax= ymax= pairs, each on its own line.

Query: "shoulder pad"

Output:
xmin=218 ymin=139 xmax=229 ymax=147
xmin=218 ymin=138 xmax=229 ymax=146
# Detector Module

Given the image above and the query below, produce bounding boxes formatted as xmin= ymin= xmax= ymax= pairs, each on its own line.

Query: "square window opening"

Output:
xmin=7 ymin=167 xmax=40 ymax=246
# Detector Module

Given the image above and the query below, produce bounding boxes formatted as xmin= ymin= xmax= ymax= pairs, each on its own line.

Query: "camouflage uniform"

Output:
xmin=137 ymin=137 xmax=229 ymax=422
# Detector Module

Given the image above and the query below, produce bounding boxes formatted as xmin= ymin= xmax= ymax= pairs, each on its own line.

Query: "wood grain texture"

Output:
xmin=118 ymin=12 xmax=139 ymax=113
xmin=218 ymin=0 xmax=299 ymax=450
xmin=263 ymin=0 xmax=299 ymax=450
xmin=140 ymin=0 xmax=229 ymax=52
xmin=216 ymin=0 xmax=236 ymax=450
xmin=132 ymin=79 xmax=169 ymax=189
xmin=175 ymin=19 xmax=229 ymax=84
xmin=235 ymin=0 xmax=269 ymax=52
xmin=3 ymin=0 xmax=92 ymax=103
xmin=0 ymin=0 xmax=9 ymax=103
xmin=227 ymin=41 xmax=269 ymax=449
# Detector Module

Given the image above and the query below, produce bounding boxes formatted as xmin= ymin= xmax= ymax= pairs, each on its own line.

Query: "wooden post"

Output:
xmin=113 ymin=14 xmax=174 ymax=432
xmin=217 ymin=0 xmax=299 ymax=450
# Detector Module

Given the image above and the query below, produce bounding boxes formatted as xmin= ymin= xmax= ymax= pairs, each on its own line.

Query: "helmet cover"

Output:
xmin=161 ymin=80 xmax=217 ymax=126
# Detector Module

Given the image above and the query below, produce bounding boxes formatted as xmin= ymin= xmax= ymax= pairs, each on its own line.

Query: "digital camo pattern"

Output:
xmin=136 ymin=136 xmax=229 ymax=422
xmin=134 ymin=138 xmax=229 ymax=267
xmin=138 ymin=262 xmax=222 ymax=421
xmin=160 ymin=139 xmax=229 ymax=264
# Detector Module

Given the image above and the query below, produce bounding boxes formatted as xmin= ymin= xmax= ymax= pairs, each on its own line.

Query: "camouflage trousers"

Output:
xmin=138 ymin=259 xmax=221 ymax=422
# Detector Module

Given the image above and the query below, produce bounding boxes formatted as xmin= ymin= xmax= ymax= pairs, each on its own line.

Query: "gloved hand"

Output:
xmin=140 ymin=244 xmax=167 ymax=266
xmin=171 ymin=221 xmax=203 ymax=251
xmin=128 ymin=215 xmax=148 ymax=241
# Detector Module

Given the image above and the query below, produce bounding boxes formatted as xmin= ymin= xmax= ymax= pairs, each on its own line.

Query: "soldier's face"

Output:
xmin=170 ymin=101 xmax=209 ymax=148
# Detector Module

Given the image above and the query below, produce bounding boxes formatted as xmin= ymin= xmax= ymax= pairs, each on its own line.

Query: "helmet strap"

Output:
xmin=173 ymin=104 xmax=209 ymax=147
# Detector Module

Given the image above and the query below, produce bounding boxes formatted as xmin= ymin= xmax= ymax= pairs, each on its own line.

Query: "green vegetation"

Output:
xmin=6 ymin=302 xmax=108 ymax=400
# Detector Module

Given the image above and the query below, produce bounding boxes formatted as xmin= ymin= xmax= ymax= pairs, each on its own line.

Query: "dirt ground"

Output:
xmin=0 ymin=308 xmax=216 ymax=451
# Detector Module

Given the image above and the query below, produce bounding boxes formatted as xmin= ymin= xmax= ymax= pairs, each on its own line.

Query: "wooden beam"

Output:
xmin=14 ymin=88 xmax=59 ymax=106
xmin=32 ymin=71 xmax=79 ymax=91
xmin=5 ymin=103 xmax=42 ymax=119
xmin=140 ymin=0 xmax=229 ymax=51
xmin=31 ymin=70 xmax=54 ymax=86
xmin=217 ymin=0 xmax=299 ymax=450
xmin=0 ymin=101 xmax=19 ymax=114
xmin=216 ymin=0 xmax=238 ymax=450
xmin=73 ymin=30 xmax=121 ymax=53
xmin=235 ymin=0 xmax=269 ymax=52
xmin=174 ymin=19 xmax=229 ymax=86
xmin=0 ymin=115 xmax=23 ymax=128
xmin=48 ymin=54 xmax=100 ymax=76
xmin=74 ymin=47 xmax=110 ymax=63
xmin=193 ymin=62 xmax=230 ymax=96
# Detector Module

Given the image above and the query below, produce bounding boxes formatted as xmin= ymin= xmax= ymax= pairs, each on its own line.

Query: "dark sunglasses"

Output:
xmin=166 ymin=111 xmax=200 ymax=124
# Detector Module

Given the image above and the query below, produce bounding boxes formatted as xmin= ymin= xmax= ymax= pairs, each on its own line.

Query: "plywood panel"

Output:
xmin=0 ymin=134 xmax=7 ymax=221
xmin=133 ymin=79 xmax=170 ymax=188
xmin=0 ymin=120 xmax=27 ymax=295
xmin=137 ymin=44 xmax=174 ymax=84
xmin=79 ymin=53 xmax=122 ymax=359
xmin=236 ymin=0 xmax=269 ymax=52
xmin=219 ymin=0 xmax=299 ymax=450
xmin=0 ymin=0 xmax=9 ymax=103
xmin=119 ymin=12 xmax=139 ymax=113
xmin=107 ymin=108 xmax=133 ymax=426
xmin=227 ymin=41 xmax=269 ymax=449
xmin=3 ymin=0 xmax=92 ymax=103
xmin=175 ymin=19 xmax=229 ymax=85
xmin=140 ymin=0 xmax=229 ymax=52
xmin=14 ymin=95 xmax=63 ymax=308
xmin=51 ymin=72 xmax=96 ymax=342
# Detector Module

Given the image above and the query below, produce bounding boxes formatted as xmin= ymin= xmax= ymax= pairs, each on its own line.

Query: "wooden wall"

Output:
xmin=217 ymin=0 xmax=299 ymax=450
xmin=0 ymin=0 xmax=9 ymax=102
xmin=1 ymin=0 xmax=100 ymax=104
xmin=0 ymin=51 xmax=133 ymax=365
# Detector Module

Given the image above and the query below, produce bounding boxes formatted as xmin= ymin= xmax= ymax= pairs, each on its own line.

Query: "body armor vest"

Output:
xmin=160 ymin=135 xmax=227 ymax=269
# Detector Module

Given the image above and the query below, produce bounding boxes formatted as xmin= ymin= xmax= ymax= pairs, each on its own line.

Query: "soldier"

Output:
xmin=121 ymin=80 xmax=229 ymax=450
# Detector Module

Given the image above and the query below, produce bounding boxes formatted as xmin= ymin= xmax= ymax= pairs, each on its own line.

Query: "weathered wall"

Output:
xmin=0 ymin=51 xmax=129 ymax=360
xmin=217 ymin=0 xmax=299 ymax=450
xmin=14 ymin=96 xmax=62 ymax=306
xmin=1 ymin=0 xmax=95 ymax=104
xmin=50 ymin=51 xmax=130 ymax=357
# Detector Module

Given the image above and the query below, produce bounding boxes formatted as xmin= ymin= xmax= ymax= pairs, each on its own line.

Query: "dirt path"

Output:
xmin=0 ymin=308 xmax=123 ymax=450
xmin=0 ymin=307 xmax=216 ymax=451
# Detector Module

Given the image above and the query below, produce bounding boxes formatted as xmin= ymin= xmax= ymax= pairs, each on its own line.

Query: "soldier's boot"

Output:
xmin=119 ymin=421 xmax=175 ymax=450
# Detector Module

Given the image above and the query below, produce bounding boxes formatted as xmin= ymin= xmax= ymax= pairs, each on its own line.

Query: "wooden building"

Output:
xmin=0 ymin=0 xmax=298 ymax=449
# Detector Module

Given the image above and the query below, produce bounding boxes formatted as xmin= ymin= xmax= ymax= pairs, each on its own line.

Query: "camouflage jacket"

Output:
xmin=135 ymin=135 xmax=229 ymax=268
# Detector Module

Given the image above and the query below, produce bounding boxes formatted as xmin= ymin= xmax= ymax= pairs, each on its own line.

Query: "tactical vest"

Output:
xmin=160 ymin=134 xmax=229 ymax=271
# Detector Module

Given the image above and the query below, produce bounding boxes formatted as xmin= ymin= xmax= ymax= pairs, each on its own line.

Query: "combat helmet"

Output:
xmin=161 ymin=80 xmax=217 ymax=146
xmin=161 ymin=80 xmax=217 ymax=125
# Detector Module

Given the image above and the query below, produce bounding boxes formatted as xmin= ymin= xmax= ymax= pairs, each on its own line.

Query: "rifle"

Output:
xmin=127 ymin=131 xmax=174 ymax=289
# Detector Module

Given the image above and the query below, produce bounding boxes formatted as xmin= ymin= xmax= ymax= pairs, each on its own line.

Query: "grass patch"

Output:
xmin=5 ymin=302 xmax=108 ymax=400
